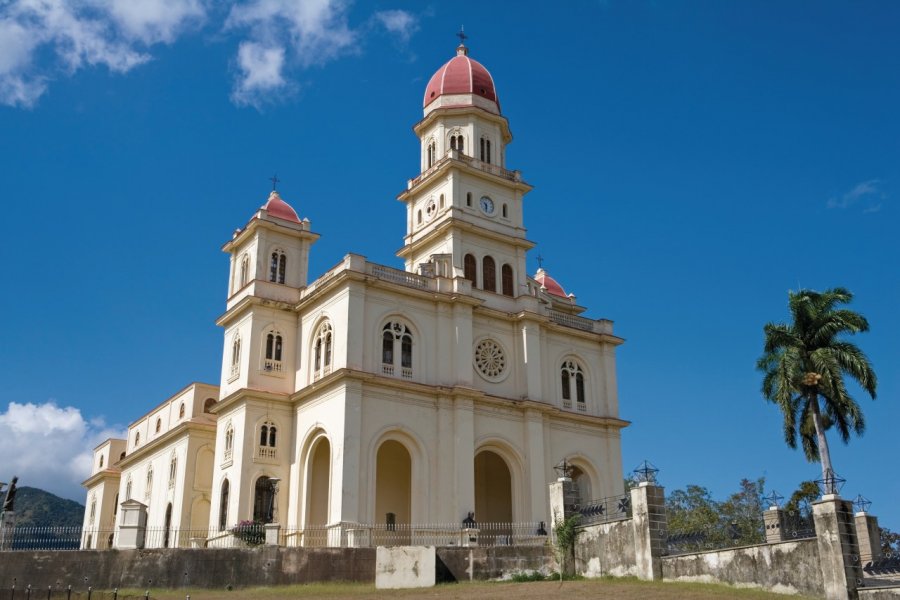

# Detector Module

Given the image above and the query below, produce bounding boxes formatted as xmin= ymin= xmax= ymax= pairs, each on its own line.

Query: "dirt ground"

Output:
xmin=106 ymin=579 xmax=810 ymax=600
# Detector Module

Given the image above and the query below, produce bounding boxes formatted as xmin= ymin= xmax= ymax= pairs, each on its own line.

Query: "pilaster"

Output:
xmin=854 ymin=512 xmax=882 ymax=566
xmin=631 ymin=483 xmax=667 ymax=581
xmin=813 ymin=495 xmax=863 ymax=600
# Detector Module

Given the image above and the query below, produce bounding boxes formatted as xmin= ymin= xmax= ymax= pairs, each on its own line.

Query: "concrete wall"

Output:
xmin=575 ymin=518 xmax=636 ymax=577
xmin=0 ymin=545 xmax=552 ymax=589
xmin=660 ymin=539 xmax=824 ymax=598
xmin=859 ymin=587 xmax=900 ymax=599
xmin=435 ymin=546 xmax=554 ymax=581
xmin=0 ymin=548 xmax=375 ymax=589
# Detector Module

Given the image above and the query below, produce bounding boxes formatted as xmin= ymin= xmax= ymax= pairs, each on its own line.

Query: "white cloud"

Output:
xmin=827 ymin=179 xmax=884 ymax=210
xmin=0 ymin=401 xmax=122 ymax=503
xmin=0 ymin=0 xmax=207 ymax=108
xmin=231 ymin=40 xmax=287 ymax=107
xmin=225 ymin=0 xmax=358 ymax=107
xmin=373 ymin=9 xmax=418 ymax=43
xmin=104 ymin=0 xmax=207 ymax=45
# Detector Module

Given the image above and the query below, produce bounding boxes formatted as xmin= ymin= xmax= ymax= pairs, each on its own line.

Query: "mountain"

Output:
xmin=7 ymin=487 xmax=85 ymax=527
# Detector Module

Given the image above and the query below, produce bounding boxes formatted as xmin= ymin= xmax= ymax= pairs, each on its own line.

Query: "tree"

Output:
xmin=757 ymin=288 xmax=877 ymax=494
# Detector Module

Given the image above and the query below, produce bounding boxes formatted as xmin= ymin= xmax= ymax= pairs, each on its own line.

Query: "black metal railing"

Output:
xmin=576 ymin=493 xmax=632 ymax=525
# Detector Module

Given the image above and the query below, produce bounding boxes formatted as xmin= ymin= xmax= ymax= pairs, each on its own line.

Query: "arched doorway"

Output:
xmin=163 ymin=503 xmax=173 ymax=548
xmin=474 ymin=450 xmax=513 ymax=543
xmin=374 ymin=440 xmax=411 ymax=544
xmin=253 ymin=476 xmax=274 ymax=523
xmin=305 ymin=436 xmax=330 ymax=547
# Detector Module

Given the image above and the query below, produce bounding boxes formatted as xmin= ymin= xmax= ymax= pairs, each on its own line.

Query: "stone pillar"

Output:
xmin=813 ymin=495 xmax=864 ymax=600
xmin=0 ymin=511 xmax=16 ymax=551
xmin=854 ymin=511 xmax=882 ymax=566
xmin=631 ymin=482 xmax=667 ymax=581
xmin=764 ymin=507 xmax=787 ymax=543
xmin=117 ymin=499 xmax=148 ymax=549
xmin=264 ymin=523 xmax=281 ymax=546
xmin=548 ymin=477 xmax=576 ymax=576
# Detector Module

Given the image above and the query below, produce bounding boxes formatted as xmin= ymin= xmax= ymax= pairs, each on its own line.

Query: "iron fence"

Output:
xmin=576 ymin=493 xmax=632 ymax=525
xmin=1 ymin=522 xmax=549 ymax=551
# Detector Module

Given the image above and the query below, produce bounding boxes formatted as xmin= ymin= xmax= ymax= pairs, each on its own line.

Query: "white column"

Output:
xmin=454 ymin=397 xmax=475 ymax=521
xmin=524 ymin=409 xmax=547 ymax=522
xmin=521 ymin=322 xmax=542 ymax=401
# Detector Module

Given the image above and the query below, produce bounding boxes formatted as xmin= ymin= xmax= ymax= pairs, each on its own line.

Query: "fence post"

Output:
xmin=66 ymin=585 xmax=71 ymax=600
xmin=764 ymin=507 xmax=787 ymax=543
xmin=813 ymin=495 xmax=863 ymax=600
xmin=630 ymin=482 xmax=667 ymax=581
xmin=854 ymin=509 xmax=882 ymax=567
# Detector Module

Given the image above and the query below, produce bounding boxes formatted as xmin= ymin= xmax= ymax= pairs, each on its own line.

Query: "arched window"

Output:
xmin=464 ymin=254 xmax=477 ymax=287
xmin=450 ymin=133 xmax=464 ymax=154
xmin=466 ymin=192 xmax=472 ymax=207
xmin=168 ymin=455 xmax=177 ymax=488
xmin=417 ymin=210 xmax=423 ymax=225
xmin=89 ymin=497 xmax=96 ymax=522
xmin=501 ymin=264 xmax=514 ymax=297
xmin=178 ymin=403 xmax=185 ymax=419
xmin=264 ymin=330 xmax=284 ymax=372
xmin=145 ymin=466 xmax=153 ymax=499
xmin=134 ymin=431 xmax=140 ymax=447
xmin=155 ymin=418 xmax=162 ymax=433
xmin=204 ymin=398 xmax=216 ymax=413
xmin=224 ymin=423 xmax=234 ymax=462
xmin=561 ymin=360 xmax=586 ymax=410
xmin=219 ymin=479 xmax=230 ymax=531
xmin=480 ymin=138 xmax=492 ymax=164
xmin=502 ymin=203 xmax=508 ymax=218
xmin=269 ymin=250 xmax=286 ymax=284
xmin=426 ymin=139 xmax=436 ymax=168
xmin=119 ymin=451 xmax=126 ymax=462
xmin=125 ymin=477 xmax=133 ymax=501
xmin=239 ymin=254 xmax=249 ymax=288
xmin=439 ymin=194 xmax=445 ymax=209
xmin=381 ymin=322 xmax=413 ymax=378
xmin=313 ymin=321 xmax=333 ymax=379
xmin=98 ymin=455 xmax=104 ymax=469
xmin=258 ymin=421 xmax=277 ymax=460
xmin=230 ymin=334 xmax=241 ymax=379
xmin=482 ymin=256 xmax=496 ymax=292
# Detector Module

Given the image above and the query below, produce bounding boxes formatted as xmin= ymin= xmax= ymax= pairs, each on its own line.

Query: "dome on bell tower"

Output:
xmin=422 ymin=43 xmax=500 ymax=115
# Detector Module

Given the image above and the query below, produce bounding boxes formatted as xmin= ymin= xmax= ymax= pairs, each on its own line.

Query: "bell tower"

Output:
xmin=397 ymin=41 xmax=534 ymax=297
xmin=218 ymin=188 xmax=319 ymax=397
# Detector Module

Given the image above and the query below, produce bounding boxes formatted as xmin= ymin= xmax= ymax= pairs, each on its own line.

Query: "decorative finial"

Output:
xmin=853 ymin=494 xmax=872 ymax=514
xmin=553 ymin=459 xmax=574 ymax=480
xmin=536 ymin=254 xmax=544 ymax=269
xmin=270 ymin=174 xmax=280 ymax=191
xmin=456 ymin=26 xmax=468 ymax=45
xmin=456 ymin=26 xmax=469 ymax=56
xmin=764 ymin=490 xmax=784 ymax=509
xmin=632 ymin=460 xmax=659 ymax=484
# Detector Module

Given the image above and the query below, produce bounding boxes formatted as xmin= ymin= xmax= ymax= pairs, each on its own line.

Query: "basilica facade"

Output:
xmin=81 ymin=42 xmax=628 ymax=548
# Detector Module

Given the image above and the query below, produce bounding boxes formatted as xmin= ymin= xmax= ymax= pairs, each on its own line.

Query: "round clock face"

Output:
xmin=480 ymin=196 xmax=495 ymax=214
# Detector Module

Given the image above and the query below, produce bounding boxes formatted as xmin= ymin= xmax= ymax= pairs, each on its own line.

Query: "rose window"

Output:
xmin=474 ymin=339 xmax=506 ymax=380
xmin=425 ymin=199 xmax=437 ymax=221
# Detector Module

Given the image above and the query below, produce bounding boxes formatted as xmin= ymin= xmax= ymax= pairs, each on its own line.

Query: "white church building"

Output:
xmin=81 ymin=41 xmax=629 ymax=549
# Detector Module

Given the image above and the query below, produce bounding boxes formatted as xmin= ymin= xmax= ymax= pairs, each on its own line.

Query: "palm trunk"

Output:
xmin=809 ymin=391 xmax=836 ymax=494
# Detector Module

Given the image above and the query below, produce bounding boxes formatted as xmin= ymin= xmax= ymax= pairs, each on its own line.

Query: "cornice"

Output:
xmin=396 ymin=217 xmax=536 ymax=260
xmin=116 ymin=420 xmax=217 ymax=469
xmin=81 ymin=468 xmax=122 ymax=489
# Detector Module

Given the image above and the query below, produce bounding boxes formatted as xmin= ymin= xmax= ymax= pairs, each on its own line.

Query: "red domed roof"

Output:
xmin=261 ymin=190 xmax=300 ymax=224
xmin=423 ymin=45 xmax=499 ymax=110
xmin=534 ymin=268 xmax=569 ymax=299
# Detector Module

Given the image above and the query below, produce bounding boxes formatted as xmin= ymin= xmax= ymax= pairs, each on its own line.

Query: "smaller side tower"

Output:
xmin=219 ymin=190 xmax=319 ymax=398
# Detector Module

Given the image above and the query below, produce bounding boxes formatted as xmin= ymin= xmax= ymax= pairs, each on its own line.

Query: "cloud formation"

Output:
xmin=0 ymin=0 xmax=207 ymax=107
xmin=0 ymin=0 xmax=419 ymax=109
xmin=827 ymin=179 xmax=885 ymax=212
xmin=374 ymin=9 xmax=419 ymax=44
xmin=0 ymin=401 xmax=122 ymax=502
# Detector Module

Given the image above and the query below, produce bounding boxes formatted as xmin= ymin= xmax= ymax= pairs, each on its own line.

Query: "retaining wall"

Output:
xmin=0 ymin=545 xmax=553 ymax=590
xmin=660 ymin=538 xmax=824 ymax=598
xmin=859 ymin=586 xmax=900 ymax=599
xmin=575 ymin=519 xmax=637 ymax=577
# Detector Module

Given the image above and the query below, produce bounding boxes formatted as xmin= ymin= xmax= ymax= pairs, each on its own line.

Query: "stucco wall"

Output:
xmin=859 ymin=586 xmax=900 ymax=599
xmin=435 ymin=546 xmax=554 ymax=581
xmin=661 ymin=539 xmax=824 ymax=597
xmin=575 ymin=518 xmax=637 ymax=578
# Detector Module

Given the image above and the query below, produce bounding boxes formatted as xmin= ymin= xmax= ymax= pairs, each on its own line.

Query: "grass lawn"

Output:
xmin=110 ymin=578 xmax=811 ymax=599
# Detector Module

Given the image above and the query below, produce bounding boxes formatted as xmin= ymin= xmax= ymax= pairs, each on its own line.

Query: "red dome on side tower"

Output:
xmin=423 ymin=44 xmax=499 ymax=111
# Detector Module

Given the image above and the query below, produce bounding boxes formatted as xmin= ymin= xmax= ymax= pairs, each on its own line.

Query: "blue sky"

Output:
xmin=1 ymin=1 xmax=897 ymax=528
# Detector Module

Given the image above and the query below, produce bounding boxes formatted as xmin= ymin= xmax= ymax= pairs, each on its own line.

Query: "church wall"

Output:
xmin=82 ymin=479 xmax=119 ymax=549
xmin=220 ymin=314 xmax=252 ymax=396
xmin=541 ymin=331 xmax=616 ymax=417
xmin=256 ymin=227 xmax=311 ymax=289
xmin=243 ymin=305 xmax=298 ymax=396
xmin=296 ymin=286 xmax=350 ymax=389
xmin=546 ymin=421 xmax=624 ymax=501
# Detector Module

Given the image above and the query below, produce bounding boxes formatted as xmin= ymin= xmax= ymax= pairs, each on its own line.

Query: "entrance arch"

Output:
xmin=474 ymin=450 xmax=513 ymax=525
xmin=375 ymin=440 xmax=411 ymax=543
xmin=570 ymin=465 xmax=592 ymax=507
xmin=302 ymin=435 xmax=331 ymax=547
xmin=253 ymin=476 xmax=274 ymax=523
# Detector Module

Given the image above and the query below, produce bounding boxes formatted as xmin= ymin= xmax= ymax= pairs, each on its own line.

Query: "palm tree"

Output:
xmin=757 ymin=288 xmax=877 ymax=494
